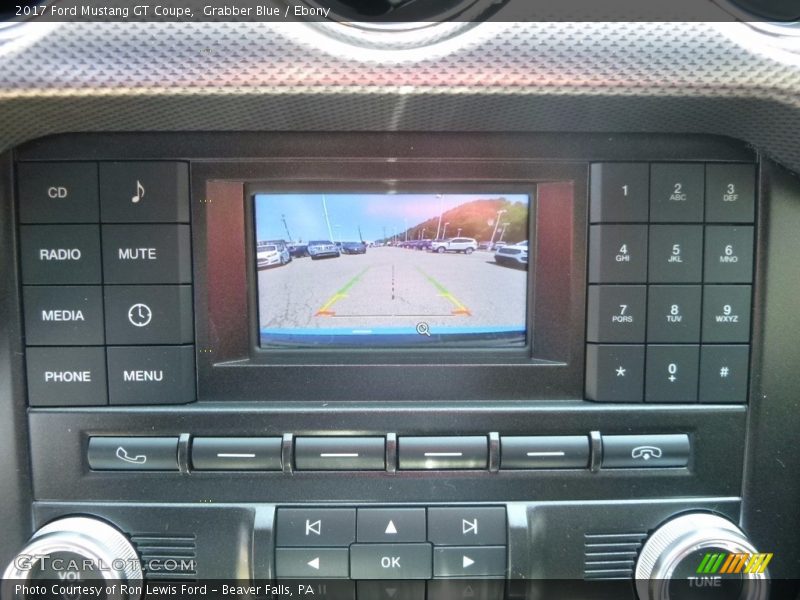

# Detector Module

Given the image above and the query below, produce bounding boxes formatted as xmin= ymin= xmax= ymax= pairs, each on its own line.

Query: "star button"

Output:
xmin=616 ymin=366 xmax=626 ymax=377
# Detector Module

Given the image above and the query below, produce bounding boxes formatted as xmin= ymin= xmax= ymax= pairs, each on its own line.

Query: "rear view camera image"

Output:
xmin=254 ymin=193 xmax=531 ymax=347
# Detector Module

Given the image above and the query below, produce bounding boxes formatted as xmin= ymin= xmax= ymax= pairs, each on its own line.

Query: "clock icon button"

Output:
xmin=127 ymin=303 xmax=152 ymax=328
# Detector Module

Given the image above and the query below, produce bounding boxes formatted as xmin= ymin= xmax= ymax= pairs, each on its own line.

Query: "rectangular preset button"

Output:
xmin=294 ymin=437 xmax=385 ymax=471
xmin=500 ymin=436 xmax=590 ymax=469
xmin=398 ymin=436 xmax=487 ymax=470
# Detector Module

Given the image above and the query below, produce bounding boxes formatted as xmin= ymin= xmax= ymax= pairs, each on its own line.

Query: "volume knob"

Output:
xmin=635 ymin=513 xmax=769 ymax=600
xmin=2 ymin=516 xmax=142 ymax=600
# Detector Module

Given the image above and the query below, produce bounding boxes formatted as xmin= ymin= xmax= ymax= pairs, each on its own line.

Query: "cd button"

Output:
xmin=104 ymin=285 xmax=193 ymax=345
xmin=357 ymin=508 xmax=427 ymax=543
xmin=99 ymin=162 xmax=189 ymax=223
xmin=18 ymin=162 xmax=99 ymax=224
xmin=87 ymin=436 xmax=179 ymax=471
xmin=26 ymin=347 xmax=107 ymax=407
xmin=191 ymin=437 xmax=282 ymax=471
xmin=275 ymin=547 xmax=350 ymax=578
xmin=106 ymin=345 xmax=196 ymax=405
xmin=500 ymin=436 xmax=589 ymax=469
xmin=398 ymin=436 xmax=487 ymax=470
xmin=23 ymin=285 xmax=104 ymax=346
xmin=427 ymin=507 xmax=506 ymax=546
xmin=294 ymin=437 xmax=385 ymax=471
xmin=102 ymin=224 xmax=192 ymax=284
xmin=276 ymin=508 xmax=356 ymax=547
xmin=20 ymin=225 xmax=102 ymax=284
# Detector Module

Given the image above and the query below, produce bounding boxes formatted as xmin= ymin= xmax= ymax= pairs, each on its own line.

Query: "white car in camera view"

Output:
xmin=257 ymin=244 xmax=291 ymax=268
xmin=430 ymin=237 xmax=478 ymax=254
xmin=494 ymin=240 xmax=528 ymax=268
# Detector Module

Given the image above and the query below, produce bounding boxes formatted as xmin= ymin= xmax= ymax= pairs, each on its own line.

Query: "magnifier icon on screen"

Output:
xmin=416 ymin=322 xmax=431 ymax=337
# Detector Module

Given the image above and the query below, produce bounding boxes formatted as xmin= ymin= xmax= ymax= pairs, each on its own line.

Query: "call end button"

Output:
xmin=26 ymin=347 xmax=107 ymax=407
xmin=601 ymin=434 xmax=690 ymax=469
xmin=106 ymin=345 xmax=196 ymax=405
xmin=88 ymin=437 xmax=179 ymax=471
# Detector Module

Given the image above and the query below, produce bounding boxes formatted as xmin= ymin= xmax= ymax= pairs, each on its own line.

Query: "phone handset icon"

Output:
xmin=116 ymin=446 xmax=147 ymax=465
xmin=631 ymin=446 xmax=663 ymax=461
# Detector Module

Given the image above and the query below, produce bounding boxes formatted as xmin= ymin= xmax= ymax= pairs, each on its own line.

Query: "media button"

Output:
xmin=18 ymin=162 xmax=99 ymax=224
xmin=23 ymin=286 xmax=104 ymax=346
xmin=106 ymin=345 xmax=196 ymax=405
xmin=276 ymin=508 xmax=356 ymax=547
xmin=102 ymin=224 xmax=192 ymax=284
xmin=20 ymin=225 xmax=102 ymax=284
xmin=26 ymin=347 xmax=107 ymax=406
xmin=99 ymin=162 xmax=189 ymax=223
xmin=427 ymin=507 xmax=506 ymax=546
xmin=87 ymin=436 xmax=179 ymax=471
xmin=104 ymin=285 xmax=193 ymax=345
xmin=398 ymin=436 xmax=487 ymax=470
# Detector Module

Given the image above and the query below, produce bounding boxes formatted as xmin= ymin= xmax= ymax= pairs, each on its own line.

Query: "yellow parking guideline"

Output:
xmin=315 ymin=267 xmax=370 ymax=316
xmin=416 ymin=267 xmax=471 ymax=316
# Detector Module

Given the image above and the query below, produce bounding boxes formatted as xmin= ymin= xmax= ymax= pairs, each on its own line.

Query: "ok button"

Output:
xmin=350 ymin=544 xmax=432 ymax=580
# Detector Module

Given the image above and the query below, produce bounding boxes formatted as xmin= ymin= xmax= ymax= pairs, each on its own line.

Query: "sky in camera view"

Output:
xmin=254 ymin=193 xmax=530 ymax=243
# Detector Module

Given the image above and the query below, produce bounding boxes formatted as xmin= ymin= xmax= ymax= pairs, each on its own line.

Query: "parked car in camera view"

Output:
xmin=307 ymin=240 xmax=341 ymax=259
xmin=494 ymin=240 xmax=528 ymax=268
xmin=341 ymin=241 xmax=367 ymax=254
xmin=287 ymin=243 xmax=309 ymax=258
xmin=256 ymin=244 xmax=291 ymax=268
xmin=431 ymin=237 xmax=478 ymax=254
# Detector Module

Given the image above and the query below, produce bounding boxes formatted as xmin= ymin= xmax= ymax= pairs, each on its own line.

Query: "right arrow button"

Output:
xmin=433 ymin=546 xmax=507 ymax=578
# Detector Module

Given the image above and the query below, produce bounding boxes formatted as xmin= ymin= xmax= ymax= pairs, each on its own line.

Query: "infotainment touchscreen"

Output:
xmin=253 ymin=193 xmax=531 ymax=347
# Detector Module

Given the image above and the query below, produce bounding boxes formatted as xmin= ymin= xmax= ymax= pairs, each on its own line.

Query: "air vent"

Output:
xmin=584 ymin=532 xmax=647 ymax=580
xmin=130 ymin=534 xmax=198 ymax=581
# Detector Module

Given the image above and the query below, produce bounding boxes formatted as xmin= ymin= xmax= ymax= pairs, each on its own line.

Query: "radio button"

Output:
xmin=650 ymin=163 xmax=704 ymax=223
xmin=705 ymin=164 xmax=756 ymax=223
xmin=20 ymin=225 xmax=102 ymax=284
xmin=586 ymin=285 xmax=646 ymax=343
xmin=191 ymin=437 xmax=282 ymax=471
xmin=601 ymin=434 xmax=690 ymax=468
xmin=18 ymin=162 xmax=99 ymax=224
xmin=433 ymin=546 xmax=506 ymax=577
xmin=699 ymin=345 xmax=750 ymax=404
xmin=647 ymin=225 xmax=703 ymax=283
xmin=645 ymin=345 xmax=700 ymax=403
xmin=589 ymin=163 xmax=649 ymax=223
xmin=295 ymin=437 xmax=385 ymax=471
xmin=276 ymin=508 xmax=356 ymax=547
xmin=500 ymin=436 xmax=589 ymax=469
xmin=23 ymin=285 xmax=104 ymax=346
xmin=102 ymin=224 xmax=192 ymax=284
xmin=275 ymin=547 xmax=350 ymax=578
xmin=99 ymin=162 xmax=189 ymax=223
xmin=106 ymin=345 xmax=195 ymax=405
xmin=585 ymin=344 xmax=644 ymax=402
xmin=104 ymin=285 xmax=193 ymax=345
xmin=701 ymin=285 xmax=752 ymax=343
xmin=26 ymin=347 xmax=107 ymax=406
xmin=87 ymin=436 xmax=179 ymax=471
xmin=427 ymin=507 xmax=506 ymax=546
xmin=350 ymin=543 xmax=433 ymax=580
xmin=398 ymin=436 xmax=487 ymax=470
xmin=704 ymin=226 xmax=754 ymax=283
xmin=646 ymin=285 xmax=701 ymax=343
xmin=357 ymin=508 xmax=426 ymax=543
xmin=588 ymin=225 xmax=648 ymax=283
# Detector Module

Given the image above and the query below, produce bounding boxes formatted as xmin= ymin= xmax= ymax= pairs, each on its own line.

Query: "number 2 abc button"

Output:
xmin=102 ymin=225 xmax=192 ymax=284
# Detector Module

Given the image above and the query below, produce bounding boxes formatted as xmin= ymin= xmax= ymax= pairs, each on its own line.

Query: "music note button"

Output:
xmin=100 ymin=162 xmax=189 ymax=223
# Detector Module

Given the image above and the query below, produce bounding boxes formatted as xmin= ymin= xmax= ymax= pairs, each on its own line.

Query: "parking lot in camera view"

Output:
xmin=254 ymin=193 xmax=530 ymax=345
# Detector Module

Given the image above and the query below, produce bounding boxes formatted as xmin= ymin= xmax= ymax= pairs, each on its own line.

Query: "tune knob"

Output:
xmin=635 ymin=513 xmax=769 ymax=600
xmin=2 ymin=516 xmax=142 ymax=600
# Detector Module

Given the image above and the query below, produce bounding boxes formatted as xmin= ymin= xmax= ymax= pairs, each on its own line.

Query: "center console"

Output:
xmin=2 ymin=132 xmax=795 ymax=599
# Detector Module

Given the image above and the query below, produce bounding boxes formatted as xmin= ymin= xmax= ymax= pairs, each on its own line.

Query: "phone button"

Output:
xmin=88 ymin=436 xmax=179 ymax=471
xmin=601 ymin=434 xmax=690 ymax=469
